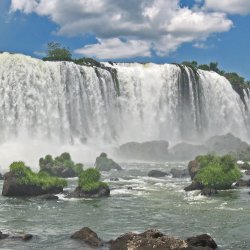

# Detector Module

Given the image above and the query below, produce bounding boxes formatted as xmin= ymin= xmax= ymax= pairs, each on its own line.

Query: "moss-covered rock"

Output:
xmin=185 ymin=154 xmax=241 ymax=193
xmin=39 ymin=152 xmax=83 ymax=178
xmin=2 ymin=162 xmax=67 ymax=197
xmin=69 ymin=168 xmax=110 ymax=198
xmin=95 ymin=153 xmax=122 ymax=171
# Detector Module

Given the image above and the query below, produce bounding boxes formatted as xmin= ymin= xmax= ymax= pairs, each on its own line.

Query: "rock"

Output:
xmin=109 ymin=229 xmax=188 ymax=250
xmin=71 ymin=227 xmax=103 ymax=247
xmin=168 ymin=143 xmax=209 ymax=161
xmin=241 ymin=162 xmax=250 ymax=170
xmin=127 ymin=187 xmax=133 ymax=190
xmin=95 ymin=153 xmax=122 ymax=171
xmin=184 ymin=181 xmax=204 ymax=192
xmin=110 ymin=177 xmax=119 ymax=181
xmin=2 ymin=172 xmax=63 ymax=197
xmin=201 ymin=188 xmax=218 ymax=196
xmin=245 ymin=170 xmax=250 ymax=175
xmin=39 ymin=194 xmax=59 ymax=200
xmin=148 ymin=170 xmax=168 ymax=178
xmin=22 ymin=234 xmax=33 ymax=241
xmin=69 ymin=186 xmax=110 ymax=198
xmin=186 ymin=234 xmax=217 ymax=249
xmin=234 ymin=179 xmax=250 ymax=187
xmin=0 ymin=231 xmax=9 ymax=240
xmin=0 ymin=173 xmax=3 ymax=180
xmin=205 ymin=133 xmax=249 ymax=156
xmin=116 ymin=140 xmax=169 ymax=161
xmin=188 ymin=160 xmax=201 ymax=180
xmin=170 ymin=168 xmax=189 ymax=178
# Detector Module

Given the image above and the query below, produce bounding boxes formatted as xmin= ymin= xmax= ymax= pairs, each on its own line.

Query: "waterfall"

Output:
xmin=0 ymin=52 xmax=249 ymax=168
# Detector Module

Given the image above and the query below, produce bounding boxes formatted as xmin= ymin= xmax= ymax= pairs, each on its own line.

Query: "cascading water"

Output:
xmin=0 ymin=52 xmax=249 ymax=169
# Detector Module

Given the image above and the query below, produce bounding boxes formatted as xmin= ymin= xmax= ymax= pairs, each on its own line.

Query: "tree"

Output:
xmin=43 ymin=42 xmax=72 ymax=61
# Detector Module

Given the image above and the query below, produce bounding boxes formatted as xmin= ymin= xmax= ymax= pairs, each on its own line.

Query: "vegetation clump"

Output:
xmin=39 ymin=152 xmax=83 ymax=178
xmin=194 ymin=154 xmax=241 ymax=190
xmin=10 ymin=161 xmax=67 ymax=190
xmin=78 ymin=168 xmax=108 ymax=192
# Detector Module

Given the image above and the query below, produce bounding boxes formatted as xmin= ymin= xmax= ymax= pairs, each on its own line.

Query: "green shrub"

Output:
xmin=39 ymin=152 xmax=84 ymax=177
xmin=10 ymin=161 xmax=67 ymax=190
xmin=78 ymin=168 xmax=108 ymax=191
xmin=194 ymin=154 xmax=241 ymax=189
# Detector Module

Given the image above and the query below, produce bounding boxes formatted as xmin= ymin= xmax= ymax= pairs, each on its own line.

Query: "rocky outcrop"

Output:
xmin=234 ymin=179 xmax=250 ymax=187
xmin=116 ymin=140 xmax=169 ymax=161
xmin=148 ymin=170 xmax=168 ymax=178
xmin=109 ymin=229 xmax=217 ymax=250
xmin=201 ymin=188 xmax=218 ymax=196
xmin=95 ymin=153 xmax=122 ymax=171
xmin=2 ymin=172 xmax=63 ymax=197
xmin=188 ymin=160 xmax=200 ymax=180
xmin=0 ymin=231 xmax=33 ymax=241
xmin=71 ymin=227 xmax=103 ymax=247
xmin=170 ymin=168 xmax=189 ymax=178
xmin=184 ymin=181 xmax=204 ymax=192
xmin=68 ymin=186 xmax=110 ymax=198
xmin=168 ymin=143 xmax=209 ymax=161
xmin=205 ymin=133 xmax=249 ymax=156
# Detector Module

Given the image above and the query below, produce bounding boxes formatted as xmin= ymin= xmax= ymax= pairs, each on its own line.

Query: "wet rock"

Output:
xmin=116 ymin=140 xmax=169 ymax=161
xmin=245 ymin=170 xmax=250 ymax=175
xmin=95 ymin=153 xmax=122 ymax=171
xmin=39 ymin=194 xmax=59 ymax=200
xmin=241 ymin=162 xmax=250 ymax=170
xmin=188 ymin=160 xmax=200 ymax=180
xmin=201 ymin=188 xmax=218 ymax=196
xmin=168 ymin=143 xmax=209 ymax=161
xmin=234 ymin=179 xmax=250 ymax=187
xmin=127 ymin=187 xmax=133 ymax=190
xmin=2 ymin=172 xmax=63 ymax=197
xmin=205 ymin=133 xmax=249 ymax=156
xmin=186 ymin=234 xmax=217 ymax=249
xmin=0 ymin=231 xmax=9 ymax=240
xmin=71 ymin=227 xmax=103 ymax=247
xmin=110 ymin=177 xmax=119 ymax=181
xmin=148 ymin=170 xmax=168 ymax=178
xmin=69 ymin=186 xmax=110 ymax=198
xmin=170 ymin=168 xmax=189 ymax=178
xmin=0 ymin=173 xmax=3 ymax=180
xmin=109 ymin=229 xmax=188 ymax=250
xmin=184 ymin=181 xmax=204 ymax=192
xmin=22 ymin=234 xmax=33 ymax=241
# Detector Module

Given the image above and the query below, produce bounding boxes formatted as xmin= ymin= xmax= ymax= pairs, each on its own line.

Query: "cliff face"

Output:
xmin=0 ymin=52 xmax=249 ymax=146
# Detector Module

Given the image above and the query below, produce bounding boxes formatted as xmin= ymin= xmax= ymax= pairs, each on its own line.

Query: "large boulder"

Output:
xmin=186 ymin=234 xmax=217 ymax=249
xmin=109 ymin=229 xmax=188 ymax=250
xmin=170 ymin=168 xmax=189 ymax=178
xmin=2 ymin=172 xmax=63 ymax=197
xmin=71 ymin=227 xmax=103 ymax=247
xmin=148 ymin=170 xmax=168 ymax=178
xmin=69 ymin=185 xmax=110 ymax=198
xmin=188 ymin=160 xmax=201 ymax=180
xmin=109 ymin=229 xmax=218 ymax=250
xmin=95 ymin=153 xmax=122 ymax=171
xmin=205 ymin=133 xmax=249 ymax=156
xmin=116 ymin=140 xmax=169 ymax=161
xmin=168 ymin=143 xmax=209 ymax=161
xmin=184 ymin=181 xmax=204 ymax=192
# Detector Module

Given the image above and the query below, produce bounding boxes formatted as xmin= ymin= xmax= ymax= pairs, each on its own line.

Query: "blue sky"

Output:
xmin=0 ymin=0 xmax=250 ymax=79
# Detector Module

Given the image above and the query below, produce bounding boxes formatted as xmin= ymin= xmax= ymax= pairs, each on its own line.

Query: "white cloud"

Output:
xmin=205 ymin=0 xmax=250 ymax=15
xmin=75 ymin=38 xmax=152 ymax=59
xmin=10 ymin=0 xmax=234 ymax=59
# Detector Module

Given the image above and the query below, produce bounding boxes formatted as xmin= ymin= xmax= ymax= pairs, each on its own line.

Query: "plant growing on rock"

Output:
xmin=78 ymin=168 xmax=108 ymax=192
xmin=39 ymin=152 xmax=84 ymax=177
xmin=9 ymin=161 xmax=67 ymax=190
xmin=194 ymin=154 xmax=241 ymax=190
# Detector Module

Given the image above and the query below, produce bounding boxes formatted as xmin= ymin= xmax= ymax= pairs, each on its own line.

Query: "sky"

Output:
xmin=0 ymin=0 xmax=250 ymax=79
